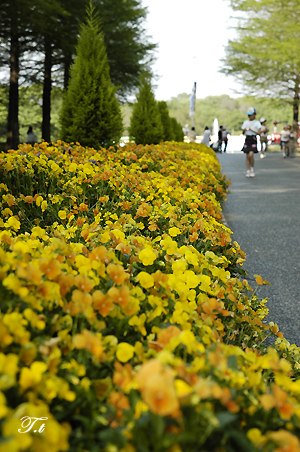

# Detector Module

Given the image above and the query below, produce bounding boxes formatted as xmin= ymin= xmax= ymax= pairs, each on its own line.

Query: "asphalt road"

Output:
xmin=217 ymin=152 xmax=300 ymax=346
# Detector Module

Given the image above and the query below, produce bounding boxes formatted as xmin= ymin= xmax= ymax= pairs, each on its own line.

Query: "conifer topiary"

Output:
xmin=60 ymin=2 xmax=123 ymax=148
xmin=129 ymin=72 xmax=163 ymax=145
xmin=171 ymin=117 xmax=184 ymax=142
xmin=157 ymin=101 xmax=174 ymax=141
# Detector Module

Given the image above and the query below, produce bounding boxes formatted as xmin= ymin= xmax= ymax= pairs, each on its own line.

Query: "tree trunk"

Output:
xmin=6 ymin=30 xmax=19 ymax=151
xmin=42 ymin=38 xmax=52 ymax=142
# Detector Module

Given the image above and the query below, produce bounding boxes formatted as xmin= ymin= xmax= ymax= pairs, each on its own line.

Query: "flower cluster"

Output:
xmin=0 ymin=141 xmax=300 ymax=452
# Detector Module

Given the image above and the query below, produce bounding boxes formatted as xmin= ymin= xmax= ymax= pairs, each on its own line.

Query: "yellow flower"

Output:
xmin=4 ymin=216 xmax=20 ymax=231
xmin=19 ymin=361 xmax=48 ymax=391
xmin=169 ymin=227 xmax=181 ymax=237
xmin=58 ymin=210 xmax=67 ymax=220
xmin=41 ymin=200 xmax=48 ymax=212
xmin=161 ymin=236 xmax=177 ymax=255
xmin=139 ymin=248 xmax=157 ymax=266
xmin=137 ymin=272 xmax=154 ymax=289
xmin=116 ymin=343 xmax=135 ymax=363
xmin=36 ymin=195 xmax=43 ymax=206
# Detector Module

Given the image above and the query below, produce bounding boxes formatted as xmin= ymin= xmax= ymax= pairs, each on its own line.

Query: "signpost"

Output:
xmin=189 ymin=82 xmax=196 ymax=128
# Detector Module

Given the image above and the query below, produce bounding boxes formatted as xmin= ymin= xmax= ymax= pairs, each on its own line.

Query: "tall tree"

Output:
xmin=129 ymin=72 xmax=163 ymax=145
xmin=157 ymin=101 xmax=174 ymax=141
xmin=60 ymin=2 xmax=123 ymax=148
xmin=0 ymin=0 xmax=32 ymax=149
xmin=221 ymin=0 xmax=300 ymax=139
xmin=94 ymin=0 xmax=156 ymax=100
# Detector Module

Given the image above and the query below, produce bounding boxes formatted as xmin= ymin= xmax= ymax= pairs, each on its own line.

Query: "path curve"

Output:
xmin=217 ymin=152 xmax=300 ymax=346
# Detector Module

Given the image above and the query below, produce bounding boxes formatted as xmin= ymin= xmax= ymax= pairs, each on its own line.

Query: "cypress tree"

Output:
xmin=129 ymin=72 xmax=163 ymax=145
xmin=170 ymin=117 xmax=184 ymax=142
xmin=157 ymin=100 xmax=174 ymax=141
xmin=60 ymin=2 xmax=123 ymax=148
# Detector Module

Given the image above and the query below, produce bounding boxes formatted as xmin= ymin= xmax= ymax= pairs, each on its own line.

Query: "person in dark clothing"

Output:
xmin=218 ymin=126 xmax=223 ymax=152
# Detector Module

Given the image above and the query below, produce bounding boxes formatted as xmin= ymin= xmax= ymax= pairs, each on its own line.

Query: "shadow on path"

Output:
xmin=217 ymin=152 xmax=300 ymax=346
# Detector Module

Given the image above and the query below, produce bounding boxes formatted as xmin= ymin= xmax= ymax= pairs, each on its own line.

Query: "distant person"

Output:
xmin=222 ymin=126 xmax=228 ymax=152
xmin=287 ymin=123 xmax=295 ymax=157
xmin=280 ymin=124 xmax=290 ymax=158
xmin=242 ymin=107 xmax=261 ymax=177
xmin=188 ymin=126 xmax=196 ymax=143
xmin=218 ymin=125 xmax=223 ymax=152
xmin=26 ymin=126 xmax=38 ymax=145
xmin=259 ymin=117 xmax=269 ymax=158
xmin=201 ymin=126 xmax=211 ymax=146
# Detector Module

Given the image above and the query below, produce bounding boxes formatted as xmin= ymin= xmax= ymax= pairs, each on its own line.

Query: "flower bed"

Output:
xmin=0 ymin=141 xmax=300 ymax=452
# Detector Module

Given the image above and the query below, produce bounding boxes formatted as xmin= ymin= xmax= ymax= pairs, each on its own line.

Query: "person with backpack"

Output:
xmin=242 ymin=107 xmax=262 ymax=177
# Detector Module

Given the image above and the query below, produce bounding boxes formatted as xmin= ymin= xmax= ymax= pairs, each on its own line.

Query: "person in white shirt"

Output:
xmin=26 ymin=126 xmax=38 ymax=145
xmin=241 ymin=107 xmax=262 ymax=177
xmin=201 ymin=126 xmax=211 ymax=146
xmin=280 ymin=124 xmax=290 ymax=158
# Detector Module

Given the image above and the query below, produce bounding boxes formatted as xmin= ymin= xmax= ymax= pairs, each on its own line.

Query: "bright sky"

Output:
xmin=141 ymin=0 xmax=241 ymax=101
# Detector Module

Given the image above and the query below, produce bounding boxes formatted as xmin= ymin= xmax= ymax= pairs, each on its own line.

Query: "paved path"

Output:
xmin=217 ymin=152 xmax=300 ymax=346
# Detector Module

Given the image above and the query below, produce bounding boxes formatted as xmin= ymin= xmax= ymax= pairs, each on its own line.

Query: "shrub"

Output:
xmin=129 ymin=72 xmax=163 ymax=145
xmin=60 ymin=3 xmax=123 ymax=148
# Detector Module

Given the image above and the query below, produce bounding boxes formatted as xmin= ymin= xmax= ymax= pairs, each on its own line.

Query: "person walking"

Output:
xmin=259 ymin=117 xmax=269 ymax=158
xmin=287 ymin=123 xmax=295 ymax=157
xmin=188 ymin=126 xmax=197 ymax=143
xmin=26 ymin=126 xmax=38 ymax=145
xmin=201 ymin=126 xmax=211 ymax=146
xmin=241 ymin=107 xmax=262 ymax=177
xmin=222 ymin=126 xmax=228 ymax=153
xmin=218 ymin=125 xmax=223 ymax=152
xmin=280 ymin=124 xmax=290 ymax=158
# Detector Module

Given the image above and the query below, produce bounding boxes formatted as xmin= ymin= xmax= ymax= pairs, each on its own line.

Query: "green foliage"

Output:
xmin=59 ymin=2 xmax=123 ymax=148
xmin=129 ymin=72 xmax=163 ymax=145
xmin=157 ymin=101 xmax=174 ymax=141
xmin=167 ymin=94 xmax=292 ymax=135
xmin=95 ymin=0 xmax=157 ymax=99
xmin=222 ymin=0 xmax=300 ymax=128
xmin=0 ymin=84 xmax=63 ymax=145
xmin=170 ymin=117 xmax=184 ymax=142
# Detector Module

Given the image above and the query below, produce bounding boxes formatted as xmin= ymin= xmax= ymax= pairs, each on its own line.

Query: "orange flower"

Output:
xmin=107 ymin=285 xmax=130 ymax=307
xmin=74 ymin=274 xmax=94 ymax=292
xmin=24 ymin=195 xmax=34 ymax=203
xmin=261 ymin=384 xmax=295 ymax=420
xmin=76 ymin=217 xmax=86 ymax=226
xmin=89 ymin=246 xmax=109 ymax=263
xmin=73 ymin=329 xmax=104 ymax=361
xmin=40 ymin=257 xmax=61 ymax=280
xmin=98 ymin=195 xmax=109 ymax=202
xmin=106 ymin=263 xmax=128 ymax=285
xmin=157 ymin=326 xmax=181 ymax=346
xmin=113 ymin=362 xmax=133 ymax=391
xmin=268 ymin=430 xmax=300 ymax=452
xmin=123 ymin=201 xmax=131 ymax=210
xmin=108 ymin=391 xmax=130 ymax=418
xmin=17 ymin=263 xmax=43 ymax=285
xmin=115 ymin=242 xmax=131 ymax=255
xmin=135 ymin=202 xmax=151 ymax=218
xmin=93 ymin=290 xmax=114 ymax=317
xmin=136 ymin=359 xmax=179 ymax=416
xmin=58 ymin=274 xmax=75 ymax=296
xmin=79 ymin=203 xmax=88 ymax=211
xmin=142 ymin=373 xmax=179 ymax=416
xmin=189 ymin=231 xmax=198 ymax=242
xmin=72 ymin=289 xmax=93 ymax=307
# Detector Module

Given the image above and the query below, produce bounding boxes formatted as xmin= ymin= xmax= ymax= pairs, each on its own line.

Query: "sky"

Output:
xmin=141 ymin=0 xmax=241 ymax=101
